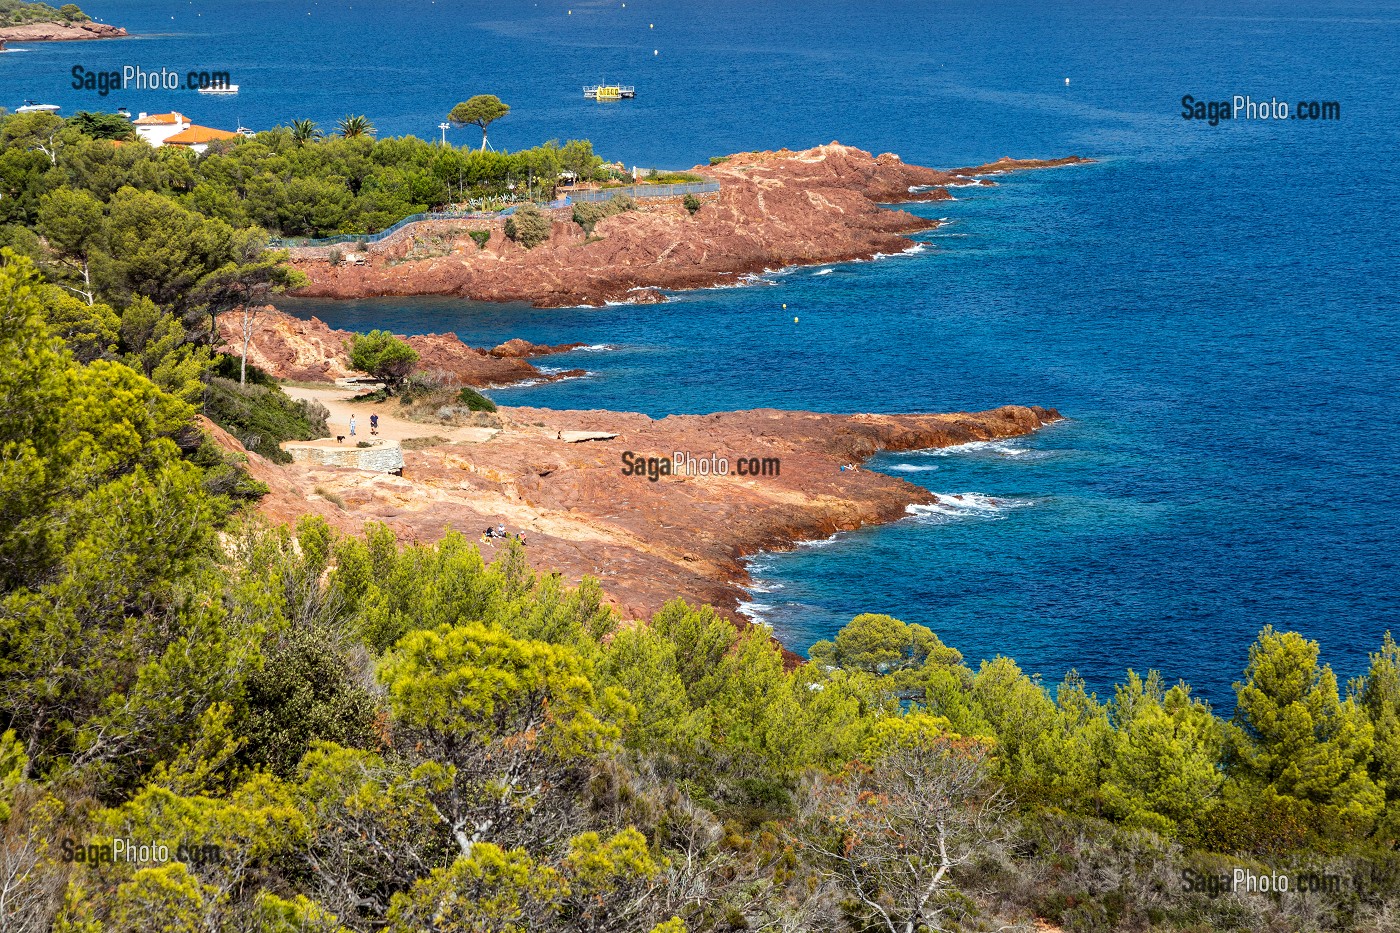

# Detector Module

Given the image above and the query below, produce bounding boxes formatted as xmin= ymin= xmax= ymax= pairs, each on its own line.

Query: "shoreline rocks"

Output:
xmin=0 ymin=21 xmax=126 ymax=41
xmin=218 ymin=402 xmax=1062 ymax=632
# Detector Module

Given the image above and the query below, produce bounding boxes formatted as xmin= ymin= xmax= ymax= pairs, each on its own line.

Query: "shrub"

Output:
xmin=348 ymin=329 xmax=419 ymax=393
xmin=572 ymin=195 xmax=635 ymax=236
xmin=646 ymin=171 xmax=703 ymax=184
xmin=327 ymin=247 xmax=343 ymax=266
xmin=457 ymin=386 xmax=497 ymax=412
xmin=188 ymin=433 xmax=268 ymax=501
xmin=202 ymin=375 xmax=327 ymax=464
xmin=467 ymin=229 xmax=490 ymax=249
xmin=506 ymin=204 xmax=552 ymax=249
xmin=709 ymin=155 xmax=730 ymax=166
xmin=683 ymin=193 xmax=701 ymax=216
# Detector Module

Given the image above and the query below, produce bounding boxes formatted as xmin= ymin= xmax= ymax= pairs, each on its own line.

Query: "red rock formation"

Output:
xmin=489 ymin=338 xmax=587 ymax=358
xmin=216 ymin=308 xmax=580 ymax=386
xmin=237 ymin=403 xmax=1061 ymax=627
xmin=0 ymin=21 xmax=126 ymax=41
xmin=947 ymin=155 xmax=1091 ymax=176
xmin=292 ymin=143 xmax=1092 ymax=308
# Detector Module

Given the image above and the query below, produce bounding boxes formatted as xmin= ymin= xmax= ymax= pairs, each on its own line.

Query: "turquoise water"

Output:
xmin=5 ymin=0 xmax=1397 ymax=707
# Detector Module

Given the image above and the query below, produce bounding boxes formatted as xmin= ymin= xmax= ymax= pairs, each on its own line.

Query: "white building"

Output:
xmin=132 ymin=112 xmax=240 ymax=153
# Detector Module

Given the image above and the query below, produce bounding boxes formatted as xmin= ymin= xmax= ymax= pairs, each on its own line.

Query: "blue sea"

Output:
xmin=6 ymin=0 xmax=1397 ymax=709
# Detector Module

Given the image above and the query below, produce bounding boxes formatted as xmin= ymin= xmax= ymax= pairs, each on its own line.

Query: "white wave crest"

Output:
xmin=886 ymin=463 xmax=940 ymax=472
xmin=797 ymin=533 xmax=840 ymax=549
xmin=871 ymin=243 xmax=928 ymax=261
xmin=813 ymin=267 xmax=833 ymax=275
xmin=736 ymin=601 xmax=774 ymax=625
xmin=910 ymin=439 xmax=1030 ymax=458
xmin=905 ymin=493 xmax=1031 ymax=520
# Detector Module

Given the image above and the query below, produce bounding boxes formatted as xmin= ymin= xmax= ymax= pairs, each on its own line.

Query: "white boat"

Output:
xmin=15 ymin=101 xmax=59 ymax=113
xmin=198 ymin=84 xmax=239 ymax=96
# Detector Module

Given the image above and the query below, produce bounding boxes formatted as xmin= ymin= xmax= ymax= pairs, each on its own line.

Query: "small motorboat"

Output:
xmin=15 ymin=100 xmax=60 ymax=113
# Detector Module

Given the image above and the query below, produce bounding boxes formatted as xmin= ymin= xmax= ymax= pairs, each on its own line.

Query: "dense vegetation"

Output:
xmin=0 ymin=0 xmax=88 ymax=27
xmin=0 ymin=109 xmax=612 ymax=244
xmin=2 ymin=257 xmax=1398 ymax=932
xmin=1 ymin=108 xmax=1397 ymax=933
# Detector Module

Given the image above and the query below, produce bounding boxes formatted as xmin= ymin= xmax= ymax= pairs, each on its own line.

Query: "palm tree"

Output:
xmin=290 ymin=118 xmax=322 ymax=144
xmin=336 ymin=114 xmax=375 ymax=139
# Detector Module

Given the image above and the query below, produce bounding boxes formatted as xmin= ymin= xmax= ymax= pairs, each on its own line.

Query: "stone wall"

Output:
xmin=284 ymin=439 xmax=405 ymax=473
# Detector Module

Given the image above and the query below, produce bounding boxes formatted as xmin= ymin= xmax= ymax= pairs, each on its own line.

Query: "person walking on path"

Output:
xmin=370 ymin=413 xmax=379 ymax=436
xmin=349 ymin=415 xmax=357 ymax=437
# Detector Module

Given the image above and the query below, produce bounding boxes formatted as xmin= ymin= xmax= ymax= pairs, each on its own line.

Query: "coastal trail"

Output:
xmin=283 ymin=384 xmax=499 ymax=444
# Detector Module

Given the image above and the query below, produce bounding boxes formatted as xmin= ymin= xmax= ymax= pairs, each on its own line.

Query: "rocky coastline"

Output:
xmin=0 ymin=21 xmax=125 ymax=41
xmin=291 ymin=144 xmax=1091 ymax=308
xmin=210 ymin=402 xmax=1061 ymax=630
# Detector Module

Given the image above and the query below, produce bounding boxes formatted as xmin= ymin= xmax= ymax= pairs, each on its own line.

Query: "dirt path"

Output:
xmin=284 ymin=384 xmax=499 ymax=444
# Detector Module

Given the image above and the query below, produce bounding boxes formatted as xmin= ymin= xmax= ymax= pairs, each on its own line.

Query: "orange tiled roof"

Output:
xmin=163 ymin=125 xmax=240 ymax=146
xmin=132 ymin=112 xmax=187 ymax=126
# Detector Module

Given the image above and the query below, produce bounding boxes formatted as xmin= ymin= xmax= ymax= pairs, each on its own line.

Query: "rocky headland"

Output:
xmin=0 ymin=21 xmax=125 ymax=41
xmin=216 ymin=308 xmax=586 ymax=386
xmin=292 ymin=144 xmax=1091 ymax=308
xmin=211 ymin=400 xmax=1061 ymax=626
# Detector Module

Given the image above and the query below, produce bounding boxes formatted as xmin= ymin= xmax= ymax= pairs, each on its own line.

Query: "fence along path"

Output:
xmin=269 ymin=181 xmax=720 ymax=249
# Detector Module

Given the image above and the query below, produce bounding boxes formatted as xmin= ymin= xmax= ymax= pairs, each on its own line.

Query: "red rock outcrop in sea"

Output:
xmin=291 ymin=144 xmax=1091 ymax=308
xmin=0 ymin=21 xmax=126 ymax=41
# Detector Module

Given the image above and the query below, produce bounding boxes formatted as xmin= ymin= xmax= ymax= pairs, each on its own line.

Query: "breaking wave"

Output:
xmin=905 ymin=493 xmax=1031 ymax=521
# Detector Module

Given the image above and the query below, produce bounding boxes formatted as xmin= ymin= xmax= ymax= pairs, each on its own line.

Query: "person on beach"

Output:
xmin=370 ymin=413 xmax=379 ymax=436
xmin=349 ymin=415 xmax=357 ymax=437
xmin=497 ymin=523 xmax=506 ymax=538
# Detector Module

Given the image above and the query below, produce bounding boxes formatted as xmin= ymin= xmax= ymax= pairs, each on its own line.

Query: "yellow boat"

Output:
xmin=582 ymin=84 xmax=636 ymax=101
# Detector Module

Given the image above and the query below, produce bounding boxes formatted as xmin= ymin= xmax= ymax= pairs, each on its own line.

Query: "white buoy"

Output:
xmin=654 ymin=49 xmax=658 ymax=55
xmin=1064 ymin=77 xmax=1071 ymax=86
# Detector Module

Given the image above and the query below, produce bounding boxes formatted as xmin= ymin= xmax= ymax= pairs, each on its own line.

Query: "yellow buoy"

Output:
xmin=794 ymin=317 xmax=799 ymax=323
xmin=782 ymin=304 xmax=787 ymax=309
